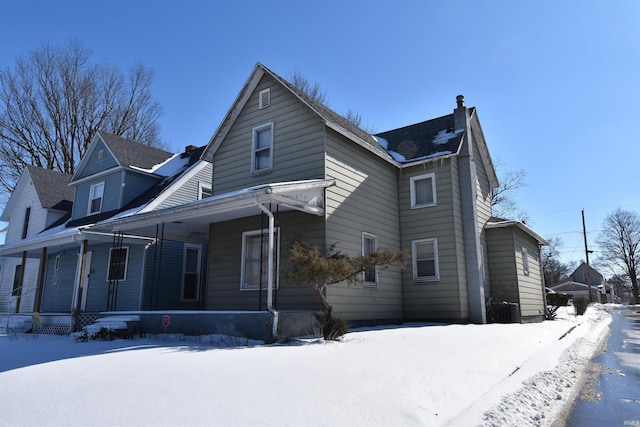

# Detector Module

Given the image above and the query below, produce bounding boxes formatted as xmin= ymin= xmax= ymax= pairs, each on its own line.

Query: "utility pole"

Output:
xmin=582 ymin=209 xmax=593 ymax=302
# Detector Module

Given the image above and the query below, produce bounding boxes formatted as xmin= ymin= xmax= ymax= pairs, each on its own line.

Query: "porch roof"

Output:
xmin=90 ymin=179 xmax=336 ymax=243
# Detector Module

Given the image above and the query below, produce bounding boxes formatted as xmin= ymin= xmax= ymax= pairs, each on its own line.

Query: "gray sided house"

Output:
xmin=0 ymin=166 xmax=74 ymax=314
xmin=93 ymin=63 xmax=548 ymax=335
xmin=0 ymin=131 xmax=212 ymax=333
xmin=552 ymin=262 xmax=613 ymax=303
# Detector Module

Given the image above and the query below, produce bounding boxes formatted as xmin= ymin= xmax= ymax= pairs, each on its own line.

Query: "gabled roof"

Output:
xmin=71 ymin=131 xmax=173 ymax=184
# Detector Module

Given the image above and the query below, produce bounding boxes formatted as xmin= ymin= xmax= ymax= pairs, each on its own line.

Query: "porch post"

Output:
xmin=72 ymin=240 xmax=88 ymax=330
xmin=34 ymin=246 xmax=47 ymax=313
xmin=14 ymin=251 xmax=27 ymax=313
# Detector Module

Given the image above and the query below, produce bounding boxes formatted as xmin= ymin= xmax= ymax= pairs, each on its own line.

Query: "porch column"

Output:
xmin=34 ymin=247 xmax=47 ymax=313
xmin=14 ymin=251 xmax=27 ymax=313
xmin=73 ymin=240 xmax=89 ymax=327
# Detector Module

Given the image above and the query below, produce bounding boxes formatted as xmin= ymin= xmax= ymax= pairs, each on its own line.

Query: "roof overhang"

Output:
xmin=486 ymin=219 xmax=548 ymax=245
xmin=91 ymin=179 xmax=335 ymax=243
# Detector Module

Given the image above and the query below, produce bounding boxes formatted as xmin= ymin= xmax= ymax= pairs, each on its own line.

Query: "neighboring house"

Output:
xmin=552 ymin=262 xmax=614 ymax=303
xmin=0 ymin=131 xmax=211 ymax=333
xmin=91 ymin=63 xmax=548 ymax=333
xmin=0 ymin=166 xmax=73 ymax=314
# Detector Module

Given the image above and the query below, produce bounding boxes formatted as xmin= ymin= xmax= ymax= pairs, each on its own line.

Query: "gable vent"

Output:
xmin=259 ymin=88 xmax=271 ymax=109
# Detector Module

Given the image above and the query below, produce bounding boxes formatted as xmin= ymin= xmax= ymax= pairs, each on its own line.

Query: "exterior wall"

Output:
xmin=486 ymin=227 xmax=519 ymax=304
xmin=41 ymin=249 xmax=79 ymax=313
xmin=514 ymin=228 xmax=545 ymax=320
xmin=155 ymin=163 xmax=213 ymax=209
xmin=472 ymin=133 xmax=494 ymax=298
xmin=324 ymin=129 xmax=403 ymax=322
xmin=399 ymin=157 xmax=468 ymax=322
xmin=211 ymin=74 xmax=325 ymax=196
xmin=75 ymin=139 xmax=118 ymax=179
xmin=121 ymin=172 xmax=160 ymax=206
xmin=571 ymin=263 xmax=604 ymax=286
xmin=206 ymin=211 xmax=325 ymax=312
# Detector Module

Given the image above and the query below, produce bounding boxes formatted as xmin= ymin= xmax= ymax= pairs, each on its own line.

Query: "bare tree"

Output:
xmin=287 ymin=70 xmax=328 ymax=105
xmin=596 ymin=208 xmax=640 ymax=303
xmin=541 ymin=236 xmax=571 ymax=286
xmin=0 ymin=41 xmax=164 ymax=196
xmin=491 ymin=160 xmax=529 ymax=222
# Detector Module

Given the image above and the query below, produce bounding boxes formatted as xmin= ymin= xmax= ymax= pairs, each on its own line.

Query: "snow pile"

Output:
xmin=0 ymin=306 xmax=611 ymax=427
xmin=0 ymin=315 xmax=34 ymax=334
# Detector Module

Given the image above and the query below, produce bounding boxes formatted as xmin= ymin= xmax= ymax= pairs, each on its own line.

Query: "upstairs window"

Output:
xmin=89 ymin=182 xmax=105 ymax=215
xmin=362 ymin=232 xmax=378 ymax=286
xmin=182 ymin=244 xmax=202 ymax=301
xmin=259 ymin=88 xmax=271 ymax=109
xmin=21 ymin=207 xmax=31 ymax=239
xmin=251 ymin=123 xmax=274 ymax=174
xmin=410 ymin=173 xmax=436 ymax=208
xmin=107 ymin=247 xmax=129 ymax=281
xmin=412 ymin=238 xmax=439 ymax=281
xmin=240 ymin=228 xmax=280 ymax=290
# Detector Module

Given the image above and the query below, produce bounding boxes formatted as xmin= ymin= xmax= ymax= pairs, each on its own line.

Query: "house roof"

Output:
xmin=97 ymin=131 xmax=173 ymax=171
xmin=486 ymin=217 xmax=548 ymax=245
xmin=26 ymin=165 xmax=74 ymax=211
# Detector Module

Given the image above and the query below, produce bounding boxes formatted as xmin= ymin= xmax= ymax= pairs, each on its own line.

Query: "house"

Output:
xmin=0 ymin=166 xmax=73 ymax=314
xmin=90 ymin=63 xmax=548 ymax=336
xmin=0 ymin=131 xmax=212 ymax=334
xmin=552 ymin=262 xmax=613 ymax=303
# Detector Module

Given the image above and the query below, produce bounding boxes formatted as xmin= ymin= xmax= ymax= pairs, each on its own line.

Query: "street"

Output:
xmin=566 ymin=306 xmax=640 ymax=426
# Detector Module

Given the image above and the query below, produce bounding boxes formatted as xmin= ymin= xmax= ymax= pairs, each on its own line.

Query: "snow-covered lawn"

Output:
xmin=0 ymin=306 xmax=610 ymax=426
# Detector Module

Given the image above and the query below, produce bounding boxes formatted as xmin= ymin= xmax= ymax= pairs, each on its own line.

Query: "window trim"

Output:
xmin=22 ymin=206 xmax=31 ymax=239
xmin=53 ymin=255 xmax=61 ymax=285
xmin=251 ymin=123 xmax=274 ymax=175
xmin=409 ymin=173 xmax=437 ymax=208
xmin=259 ymin=88 xmax=271 ymax=109
xmin=362 ymin=232 xmax=379 ymax=287
xmin=181 ymin=244 xmax=202 ymax=301
xmin=107 ymin=246 xmax=129 ymax=282
xmin=198 ymin=182 xmax=212 ymax=200
xmin=88 ymin=181 xmax=105 ymax=215
xmin=412 ymin=238 xmax=439 ymax=282
xmin=240 ymin=228 xmax=280 ymax=291
xmin=522 ymin=247 xmax=530 ymax=275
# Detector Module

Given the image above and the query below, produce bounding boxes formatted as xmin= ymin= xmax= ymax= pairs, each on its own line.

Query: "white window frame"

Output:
xmin=362 ymin=232 xmax=378 ymax=287
xmin=198 ymin=182 xmax=212 ymax=200
xmin=53 ymin=255 xmax=61 ymax=285
xmin=412 ymin=238 xmax=439 ymax=281
xmin=88 ymin=181 xmax=105 ymax=215
xmin=259 ymin=88 xmax=271 ymax=109
xmin=251 ymin=123 xmax=274 ymax=175
xmin=107 ymin=246 xmax=129 ymax=282
xmin=409 ymin=173 xmax=437 ymax=208
xmin=240 ymin=228 xmax=280 ymax=291
xmin=181 ymin=244 xmax=202 ymax=301
xmin=522 ymin=247 xmax=530 ymax=275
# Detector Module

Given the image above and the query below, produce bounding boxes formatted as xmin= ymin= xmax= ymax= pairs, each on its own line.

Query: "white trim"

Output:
xmin=240 ymin=228 xmax=280 ymax=291
xmin=258 ymin=88 xmax=270 ymax=109
xmin=88 ymin=181 xmax=105 ymax=215
xmin=362 ymin=232 xmax=378 ymax=287
xmin=107 ymin=246 xmax=129 ymax=281
xmin=198 ymin=182 xmax=212 ymax=200
xmin=409 ymin=173 xmax=437 ymax=208
xmin=181 ymin=243 xmax=202 ymax=301
xmin=412 ymin=238 xmax=439 ymax=281
xmin=251 ymin=123 xmax=274 ymax=174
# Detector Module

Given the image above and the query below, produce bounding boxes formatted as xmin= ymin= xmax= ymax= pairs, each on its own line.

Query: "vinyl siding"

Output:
xmin=206 ymin=211 xmax=325 ymax=312
xmin=211 ymin=74 xmax=325 ymax=195
xmin=121 ymin=172 xmax=160 ymax=206
xmin=473 ymin=134 xmax=494 ymax=295
xmin=76 ymin=140 xmax=118 ymax=179
xmin=71 ymin=172 xmax=124 ymax=219
xmin=515 ymin=229 xmax=544 ymax=318
xmin=486 ymin=227 xmax=519 ymax=304
xmin=324 ymin=129 xmax=402 ymax=321
xmin=41 ymin=250 xmax=79 ymax=313
xmin=156 ymin=163 xmax=213 ymax=209
xmin=399 ymin=158 xmax=468 ymax=321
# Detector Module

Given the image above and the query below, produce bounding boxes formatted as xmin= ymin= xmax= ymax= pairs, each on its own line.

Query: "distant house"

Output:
xmin=0 ymin=166 xmax=73 ymax=314
xmin=0 ymin=132 xmax=211 ymax=333
xmin=89 ymin=63 xmax=549 ymax=336
xmin=552 ymin=262 xmax=614 ymax=303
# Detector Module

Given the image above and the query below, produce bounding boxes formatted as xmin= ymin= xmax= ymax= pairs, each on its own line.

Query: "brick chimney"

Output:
xmin=454 ymin=94 xmax=468 ymax=132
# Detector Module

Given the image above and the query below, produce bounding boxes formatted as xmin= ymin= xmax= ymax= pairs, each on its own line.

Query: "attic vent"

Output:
xmin=98 ymin=149 xmax=104 ymax=160
xmin=259 ymin=88 xmax=271 ymax=109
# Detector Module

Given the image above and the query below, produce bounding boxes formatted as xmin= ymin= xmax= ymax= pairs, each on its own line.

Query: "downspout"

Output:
xmin=257 ymin=202 xmax=279 ymax=339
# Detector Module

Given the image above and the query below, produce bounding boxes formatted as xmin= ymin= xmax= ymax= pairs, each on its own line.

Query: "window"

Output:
xmin=21 ymin=207 xmax=31 ymax=239
xmin=251 ymin=123 xmax=273 ymax=174
xmin=89 ymin=182 xmax=105 ymax=214
xmin=53 ymin=255 xmax=61 ymax=285
xmin=410 ymin=173 xmax=436 ymax=208
xmin=412 ymin=239 xmax=439 ymax=281
xmin=522 ymin=247 xmax=530 ymax=275
xmin=198 ymin=182 xmax=212 ymax=199
xmin=107 ymin=247 xmax=129 ymax=281
xmin=98 ymin=149 xmax=104 ymax=160
xmin=11 ymin=264 xmax=22 ymax=296
xmin=362 ymin=232 xmax=378 ymax=286
xmin=182 ymin=244 xmax=201 ymax=301
xmin=259 ymin=88 xmax=271 ymax=109
xmin=241 ymin=228 xmax=279 ymax=290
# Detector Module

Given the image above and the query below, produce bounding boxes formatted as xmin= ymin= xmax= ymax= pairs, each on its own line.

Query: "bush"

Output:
xmin=314 ymin=313 xmax=349 ymax=341
xmin=573 ymin=298 xmax=589 ymax=315
xmin=546 ymin=293 xmax=572 ymax=320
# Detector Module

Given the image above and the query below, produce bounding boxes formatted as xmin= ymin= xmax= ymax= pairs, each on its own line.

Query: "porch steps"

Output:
xmin=80 ymin=315 xmax=141 ymax=340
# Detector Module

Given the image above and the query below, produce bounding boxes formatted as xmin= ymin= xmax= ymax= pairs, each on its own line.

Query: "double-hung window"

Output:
xmin=251 ymin=123 xmax=273 ymax=174
xmin=362 ymin=232 xmax=378 ymax=286
xmin=240 ymin=228 xmax=279 ymax=290
xmin=182 ymin=244 xmax=202 ymax=301
xmin=412 ymin=238 xmax=439 ymax=281
xmin=89 ymin=182 xmax=105 ymax=215
xmin=410 ymin=173 xmax=436 ymax=208
xmin=107 ymin=247 xmax=129 ymax=281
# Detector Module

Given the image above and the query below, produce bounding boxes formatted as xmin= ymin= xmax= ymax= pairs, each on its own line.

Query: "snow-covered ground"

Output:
xmin=0 ymin=306 xmax=611 ymax=426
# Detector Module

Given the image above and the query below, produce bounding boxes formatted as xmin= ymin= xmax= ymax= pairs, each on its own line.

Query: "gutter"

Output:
xmin=257 ymin=201 xmax=279 ymax=340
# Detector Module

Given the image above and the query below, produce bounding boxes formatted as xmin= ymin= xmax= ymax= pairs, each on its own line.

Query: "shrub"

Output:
xmin=546 ymin=293 xmax=572 ymax=320
xmin=573 ymin=298 xmax=589 ymax=315
xmin=314 ymin=313 xmax=349 ymax=341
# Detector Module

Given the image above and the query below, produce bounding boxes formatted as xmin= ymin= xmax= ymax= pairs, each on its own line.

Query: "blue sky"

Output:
xmin=2 ymin=0 xmax=639 ymax=267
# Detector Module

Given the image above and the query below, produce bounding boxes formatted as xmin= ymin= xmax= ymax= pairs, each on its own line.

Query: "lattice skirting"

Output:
xmin=34 ymin=313 xmax=98 ymax=335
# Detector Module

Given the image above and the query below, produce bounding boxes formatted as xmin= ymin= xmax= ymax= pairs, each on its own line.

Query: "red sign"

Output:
xmin=162 ymin=315 xmax=170 ymax=328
